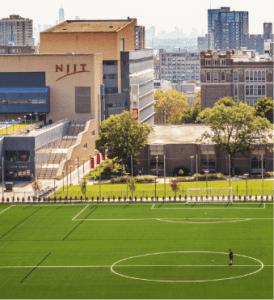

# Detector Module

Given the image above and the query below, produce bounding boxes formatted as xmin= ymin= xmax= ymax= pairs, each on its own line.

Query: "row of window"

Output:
xmin=245 ymin=85 xmax=265 ymax=96
xmin=206 ymin=71 xmax=267 ymax=83
xmin=205 ymin=60 xmax=226 ymax=66
xmin=245 ymin=71 xmax=266 ymax=82
xmin=5 ymin=150 xmax=30 ymax=162
xmin=0 ymin=99 xmax=46 ymax=104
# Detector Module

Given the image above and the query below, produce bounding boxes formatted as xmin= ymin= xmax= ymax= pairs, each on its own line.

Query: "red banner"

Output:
xmin=132 ymin=108 xmax=139 ymax=124
xmin=97 ymin=153 xmax=100 ymax=164
xmin=103 ymin=155 xmax=105 ymax=161
xmin=90 ymin=158 xmax=94 ymax=169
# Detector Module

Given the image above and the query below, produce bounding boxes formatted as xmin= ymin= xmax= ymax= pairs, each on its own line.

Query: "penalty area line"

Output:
xmin=0 ymin=205 xmax=13 ymax=215
xmin=72 ymin=204 xmax=89 ymax=221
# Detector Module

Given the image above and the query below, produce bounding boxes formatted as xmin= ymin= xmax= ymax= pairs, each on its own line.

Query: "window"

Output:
xmin=246 ymin=71 xmax=249 ymax=82
xmin=120 ymin=38 xmax=124 ymax=51
xmin=254 ymin=71 xmax=257 ymax=82
xmin=250 ymin=71 xmax=253 ymax=82
xmin=262 ymin=71 xmax=265 ymax=82
xmin=245 ymin=85 xmax=249 ymax=96
xmin=234 ymin=85 xmax=238 ymax=97
xmin=254 ymin=85 xmax=258 ymax=95
xmin=258 ymin=71 xmax=261 ymax=81
xmin=75 ymin=87 xmax=91 ymax=114
xmin=233 ymin=71 xmax=238 ymax=81
xmin=103 ymin=74 xmax=117 ymax=80
xmin=214 ymin=60 xmax=219 ymax=65
xmin=221 ymin=72 xmax=225 ymax=81
xmin=250 ymin=85 xmax=253 ymax=96
xmin=206 ymin=60 xmax=211 ymax=65
xmin=206 ymin=72 xmax=210 ymax=82
xmin=258 ymin=85 xmax=262 ymax=96
xmin=262 ymin=85 xmax=265 ymax=95
xmin=213 ymin=72 xmax=218 ymax=83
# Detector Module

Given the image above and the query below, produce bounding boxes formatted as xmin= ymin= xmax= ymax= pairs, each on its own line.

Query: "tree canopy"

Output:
xmin=154 ymin=90 xmax=188 ymax=124
xmin=197 ymin=97 xmax=272 ymax=174
xmin=95 ymin=111 xmax=153 ymax=172
xmin=254 ymin=97 xmax=273 ymax=123
xmin=181 ymin=90 xmax=202 ymax=123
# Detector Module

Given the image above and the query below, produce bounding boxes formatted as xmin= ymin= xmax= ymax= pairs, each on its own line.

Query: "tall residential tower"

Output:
xmin=208 ymin=7 xmax=248 ymax=51
xmin=0 ymin=15 xmax=33 ymax=46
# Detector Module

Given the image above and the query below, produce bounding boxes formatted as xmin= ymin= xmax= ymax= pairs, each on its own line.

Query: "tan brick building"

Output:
xmin=138 ymin=125 xmax=273 ymax=176
xmin=40 ymin=19 xmax=154 ymax=124
xmin=0 ymin=54 xmax=103 ymax=125
xmin=200 ymin=49 xmax=273 ymax=108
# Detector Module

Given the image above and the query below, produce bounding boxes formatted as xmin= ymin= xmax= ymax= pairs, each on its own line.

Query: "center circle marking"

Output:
xmin=110 ymin=251 xmax=263 ymax=282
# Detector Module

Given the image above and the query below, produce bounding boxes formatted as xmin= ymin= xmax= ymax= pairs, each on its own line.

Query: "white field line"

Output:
xmin=72 ymin=204 xmax=89 ymax=221
xmin=75 ymin=217 xmax=274 ymax=221
xmin=151 ymin=204 xmax=155 ymax=209
xmin=151 ymin=204 xmax=265 ymax=210
xmin=0 ymin=205 xmax=12 ymax=215
xmin=0 ymin=265 xmax=273 ymax=269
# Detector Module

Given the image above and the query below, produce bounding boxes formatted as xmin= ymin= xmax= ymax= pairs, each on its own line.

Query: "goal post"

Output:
xmin=186 ymin=187 xmax=233 ymax=201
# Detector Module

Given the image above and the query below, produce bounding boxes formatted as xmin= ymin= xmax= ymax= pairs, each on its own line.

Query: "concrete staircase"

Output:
xmin=37 ymin=123 xmax=85 ymax=180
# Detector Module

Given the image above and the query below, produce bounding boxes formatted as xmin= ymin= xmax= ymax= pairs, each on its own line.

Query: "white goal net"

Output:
xmin=186 ymin=187 xmax=233 ymax=200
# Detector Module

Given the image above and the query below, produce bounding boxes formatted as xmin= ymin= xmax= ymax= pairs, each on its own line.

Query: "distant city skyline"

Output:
xmin=2 ymin=0 xmax=273 ymax=35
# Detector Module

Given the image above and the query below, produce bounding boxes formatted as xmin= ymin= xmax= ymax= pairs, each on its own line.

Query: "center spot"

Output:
xmin=110 ymin=251 xmax=263 ymax=282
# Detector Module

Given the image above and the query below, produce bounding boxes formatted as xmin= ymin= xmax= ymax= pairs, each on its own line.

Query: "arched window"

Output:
xmin=233 ymin=71 xmax=238 ymax=81
xmin=206 ymin=72 xmax=210 ymax=82
xmin=258 ymin=71 xmax=261 ymax=81
xmin=250 ymin=71 xmax=253 ymax=81
xmin=254 ymin=71 xmax=257 ymax=82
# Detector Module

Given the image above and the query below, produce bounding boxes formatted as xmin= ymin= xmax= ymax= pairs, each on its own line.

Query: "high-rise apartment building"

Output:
xmin=59 ymin=5 xmax=65 ymax=23
xmin=0 ymin=15 xmax=33 ymax=46
xmin=159 ymin=49 xmax=200 ymax=83
xmin=208 ymin=7 xmax=248 ymax=51
xmin=263 ymin=23 xmax=273 ymax=40
xmin=134 ymin=25 xmax=145 ymax=50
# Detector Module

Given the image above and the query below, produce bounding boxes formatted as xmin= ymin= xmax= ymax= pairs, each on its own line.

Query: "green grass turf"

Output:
xmin=0 ymin=202 xmax=272 ymax=299
xmin=53 ymin=179 xmax=274 ymax=199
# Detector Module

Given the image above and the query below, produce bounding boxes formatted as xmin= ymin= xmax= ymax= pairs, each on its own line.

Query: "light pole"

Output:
xmin=244 ymin=173 xmax=249 ymax=196
xmin=18 ymin=117 xmax=21 ymax=129
xmin=154 ymin=176 xmax=157 ymax=199
xmin=12 ymin=120 xmax=15 ymax=132
xmin=125 ymin=173 xmax=129 ymax=199
xmin=29 ymin=114 xmax=32 ymax=124
xmin=24 ymin=115 xmax=26 ymax=127
xmin=69 ymin=166 xmax=72 ymax=186
xmin=62 ymin=171 xmax=65 ymax=191
xmin=190 ymin=156 xmax=194 ymax=176
xmin=53 ymin=177 xmax=56 ymax=198
xmin=261 ymin=154 xmax=264 ymax=196
xmin=205 ymin=170 xmax=209 ymax=196
xmin=228 ymin=154 xmax=231 ymax=188
xmin=164 ymin=154 xmax=166 ymax=198
xmin=196 ymin=154 xmax=199 ymax=197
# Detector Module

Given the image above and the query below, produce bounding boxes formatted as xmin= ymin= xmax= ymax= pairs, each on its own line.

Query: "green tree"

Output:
xmin=254 ymin=97 xmax=273 ymax=123
xmin=181 ymin=91 xmax=202 ymax=123
xmin=154 ymin=90 xmax=188 ymax=124
xmin=80 ymin=177 xmax=87 ymax=198
xmin=95 ymin=111 xmax=153 ymax=173
xmin=197 ymin=97 xmax=272 ymax=175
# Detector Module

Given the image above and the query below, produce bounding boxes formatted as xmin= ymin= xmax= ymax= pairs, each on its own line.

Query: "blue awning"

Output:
xmin=0 ymin=87 xmax=49 ymax=100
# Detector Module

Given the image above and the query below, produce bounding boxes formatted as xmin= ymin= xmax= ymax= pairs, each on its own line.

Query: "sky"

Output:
xmin=1 ymin=0 xmax=274 ymax=35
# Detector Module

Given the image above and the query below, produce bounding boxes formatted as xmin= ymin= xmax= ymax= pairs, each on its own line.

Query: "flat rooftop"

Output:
xmin=42 ymin=19 xmax=136 ymax=33
xmin=148 ymin=124 xmax=273 ymax=145
xmin=148 ymin=125 xmax=213 ymax=145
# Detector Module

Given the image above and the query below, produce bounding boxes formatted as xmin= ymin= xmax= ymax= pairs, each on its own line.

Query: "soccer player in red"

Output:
xmin=229 ymin=249 xmax=233 ymax=265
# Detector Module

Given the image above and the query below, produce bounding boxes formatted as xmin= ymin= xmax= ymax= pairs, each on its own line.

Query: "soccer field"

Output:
xmin=0 ymin=202 xmax=273 ymax=299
